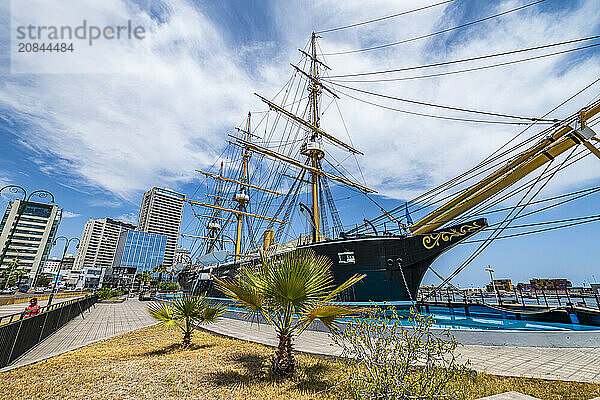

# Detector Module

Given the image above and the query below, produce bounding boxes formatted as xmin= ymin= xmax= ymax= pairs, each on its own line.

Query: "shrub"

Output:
xmin=158 ymin=281 xmax=180 ymax=292
xmin=331 ymin=307 xmax=472 ymax=400
xmin=36 ymin=275 xmax=51 ymax=287
xmin=98 ymin=287 xmax=123 ymax=300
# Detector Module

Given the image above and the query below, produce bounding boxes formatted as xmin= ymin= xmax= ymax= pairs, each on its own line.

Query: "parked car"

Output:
xmin=34 ymin=287 xmax=46 ymax=294
xmin=0 ymin=288 xmax=16 ymax=295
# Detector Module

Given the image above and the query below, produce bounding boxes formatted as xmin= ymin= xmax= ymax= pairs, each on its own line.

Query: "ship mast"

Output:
xmin=233 ymin=112 xmax=252 ymax=261
xmin=246 ymin=33 xmax=375 ymax=244
xmin=206 ymin=161 xmax=224 ymax=254
xmin=308 ymin=32 xmax=324 ymax=243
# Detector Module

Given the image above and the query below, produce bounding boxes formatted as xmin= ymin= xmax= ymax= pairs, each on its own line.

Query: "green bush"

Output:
xmin=36 ymin=275 xmax=51 ymax=287
xmin=97 ymin=287 xmax=123 ymax=300
xmin=332 ymin=307 xmax=472 ymax=400
xmin=158 ymin=281 xmax=180 ymax=292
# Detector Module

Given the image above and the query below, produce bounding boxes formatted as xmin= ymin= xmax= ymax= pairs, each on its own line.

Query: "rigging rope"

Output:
xmin=427 ymin=144 xmax=579 ymax=297
xmin=328 ymin=35 xmax=600 ymax=78
xmin=316 ymin=0 xmax=453 ymax=34
xmin=334 ymin=87 xmax=554 ymax=125
xmin=350 ymin=85 xmax=600 ymax=233
xmin=325 ymin=43 xmax=600 ymax=83
xmin=328 ymin=81 xmax=555 ymax=121
xmin=322 ymin=0 xmax=547 ymax=55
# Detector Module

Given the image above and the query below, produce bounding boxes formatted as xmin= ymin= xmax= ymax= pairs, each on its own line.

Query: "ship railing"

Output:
xmin=417 ymin=287 xmax=600 ymax=310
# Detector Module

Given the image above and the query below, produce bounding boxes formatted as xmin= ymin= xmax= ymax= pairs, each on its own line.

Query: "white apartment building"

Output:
xmin=74 ymin=217 xmax=135 ymax=288
xmin=137 ymin=187 xmax=185 ymax=267
xmin=0 ymin=199 xmax=61 ymax=286
xmin=41 ymin=254 xmax=76 ymax=287
xmin=41 ymin=258 xmax=61 ymax=275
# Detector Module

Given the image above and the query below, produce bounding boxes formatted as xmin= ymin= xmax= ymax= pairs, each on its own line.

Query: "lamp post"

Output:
xmin=0 ymin=185 xmax=26 ymax=273
xmin=47 ymin=236 xmax=79 ymax=306
xmin=485 ymin=266 xmax=501 ymax=305
xmin=0 ymin=186 xmax=55 ymax=285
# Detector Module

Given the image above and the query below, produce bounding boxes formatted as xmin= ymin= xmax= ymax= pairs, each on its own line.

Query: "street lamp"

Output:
xmin=47 ymin=236 xmax=79 ymax=306
xmin=0 ymin=186 xmax=55 ymax=282
xmin=485 ymin=266 xmax=502 ymax=305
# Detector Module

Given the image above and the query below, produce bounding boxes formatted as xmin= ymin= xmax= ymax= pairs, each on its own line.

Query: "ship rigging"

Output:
xmin=179 ymin=32 xmax=600 ymax=302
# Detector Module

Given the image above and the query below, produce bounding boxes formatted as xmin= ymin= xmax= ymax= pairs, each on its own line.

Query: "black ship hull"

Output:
xmin=184 ymin=218 xmax=487 ymax=302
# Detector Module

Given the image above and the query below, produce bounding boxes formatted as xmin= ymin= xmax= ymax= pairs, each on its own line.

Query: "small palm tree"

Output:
xmin=213 ymin=249 xmax=365 ymax=376
xmin=148 ymin=294 xmax=226 ymax=347
xmin=152 ymin=264 xmax=167 ymax=283
xmin=136 ymin=271 xmax=151 ymax=290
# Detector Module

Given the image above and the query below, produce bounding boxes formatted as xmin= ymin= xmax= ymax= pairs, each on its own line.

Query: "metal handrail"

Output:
xmin=0 ymin=295 xmax=90 ymax=325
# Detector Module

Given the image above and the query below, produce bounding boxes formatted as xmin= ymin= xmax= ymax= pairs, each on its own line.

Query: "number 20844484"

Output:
xmin=18 ymin=43 xmax=74 ymax=52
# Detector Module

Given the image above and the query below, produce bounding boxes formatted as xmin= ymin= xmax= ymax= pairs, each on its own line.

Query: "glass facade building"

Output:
xmin=112 ymin=230 xmax=167 ymax=276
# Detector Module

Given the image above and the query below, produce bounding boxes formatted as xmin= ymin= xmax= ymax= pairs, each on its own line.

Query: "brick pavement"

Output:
xmin=202 ymin=317 xmax=600 ymax=384
xmin=0 ymin=298 xmax=156 ymax=371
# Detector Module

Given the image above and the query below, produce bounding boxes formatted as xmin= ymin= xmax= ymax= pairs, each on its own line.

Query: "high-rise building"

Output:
xmin=0 ymin=199 xmax=61 ymax=285
xmin=111 ymin=230 xmax=167 ymax=278
xmin=73 ymin=217 xmax=136 ymax=288
xmin=137 ymin=187 xmax=185 ymax=268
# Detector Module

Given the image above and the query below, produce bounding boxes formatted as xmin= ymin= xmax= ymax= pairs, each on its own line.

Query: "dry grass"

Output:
xmin=0 ymin=324 xmax=598 ymax=400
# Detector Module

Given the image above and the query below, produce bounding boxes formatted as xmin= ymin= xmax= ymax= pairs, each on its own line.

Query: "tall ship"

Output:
xmin=180 ymin=33 xmax=600 ymax=303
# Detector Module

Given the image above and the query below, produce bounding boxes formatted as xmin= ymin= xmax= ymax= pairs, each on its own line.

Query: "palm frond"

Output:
xmin=259 ymin=249 xmax=334 ymax=312
xmin=296 ymin=303 xmax=363 ymax=333
xmin=147 ymin=301 xmax=179 ymax=328
xmin=212 ymin=274 xmax=263 ymax=314
xmin=198 ymin=303 xmax=227 ymax=324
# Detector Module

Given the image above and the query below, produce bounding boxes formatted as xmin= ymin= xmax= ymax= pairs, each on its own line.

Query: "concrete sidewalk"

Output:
xmin=202 ymin=317 xmax=600 ymax=384
xmin=1 ymin=298 xmax=156 ymax=371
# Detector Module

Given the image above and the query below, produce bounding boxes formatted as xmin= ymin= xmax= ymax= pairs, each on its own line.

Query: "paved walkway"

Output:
xmin=203 ymin=317 xmax=600 ymax=384
xmin=1 ymin=298 xmax=156 ymax=371
xmin=0 ymin=296 xmax=83 ymax=318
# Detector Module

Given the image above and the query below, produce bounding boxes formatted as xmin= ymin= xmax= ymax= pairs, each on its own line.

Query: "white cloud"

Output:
xmin=1 ymin=0 xmax=599 ymax=206
xmin=114 ymin=212 xmax=138 ymax=225
xmin=0 ymin=175 xmax=10 ymax=189
xmin=61 ymin=210 xmax=81 ymax=218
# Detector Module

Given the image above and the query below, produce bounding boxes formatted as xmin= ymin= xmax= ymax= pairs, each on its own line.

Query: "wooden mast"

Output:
xmin=206 ymin=161 xmax=223 ymax=254
xmin=234 ymin=112 xmax=252 ymax=261
xmin=308 ymin=32 xmax=324 ymax=243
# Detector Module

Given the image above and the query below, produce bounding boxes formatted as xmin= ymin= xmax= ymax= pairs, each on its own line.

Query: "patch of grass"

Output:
xmin=0 ymin=324 xmax=598 ymax=400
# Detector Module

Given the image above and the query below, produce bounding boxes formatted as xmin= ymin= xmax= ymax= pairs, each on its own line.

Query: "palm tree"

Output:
xmin=135 ymin=271 xmax=151 ymax=291
xmin=3 ymin=258 xmax=21 ymax=289
xmin=147 ymin=294 xmax=226 ymax=347
xmin=213 ymin=249 xmax=365 ymax=376
xmin=152 ymin=264 xmax=167 ymax=283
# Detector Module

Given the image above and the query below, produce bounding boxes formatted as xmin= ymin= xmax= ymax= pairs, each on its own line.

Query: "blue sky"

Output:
xmin=1 ymin=0 xmax=599 ymax=287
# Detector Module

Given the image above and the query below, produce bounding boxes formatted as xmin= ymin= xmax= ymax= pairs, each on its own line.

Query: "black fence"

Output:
xmin=0 ymin=295 xmax=98 ymax=368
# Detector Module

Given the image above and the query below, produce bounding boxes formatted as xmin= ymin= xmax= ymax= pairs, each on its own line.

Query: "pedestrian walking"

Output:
xmin=24 ymin=297 xmax=40 ymax=317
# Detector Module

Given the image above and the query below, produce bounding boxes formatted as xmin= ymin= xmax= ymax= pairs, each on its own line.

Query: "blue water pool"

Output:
xmin=153 ymin=293 xmax=600 ymax=331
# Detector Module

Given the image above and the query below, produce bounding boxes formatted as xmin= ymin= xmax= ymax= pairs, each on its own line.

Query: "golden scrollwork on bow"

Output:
xmin=422 ymin=221 xmax=481 ymax=249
